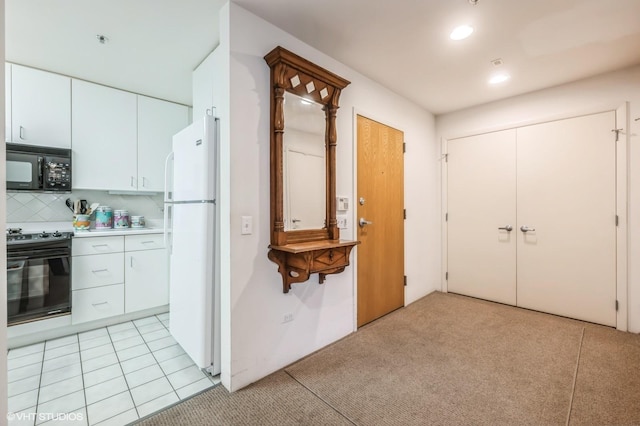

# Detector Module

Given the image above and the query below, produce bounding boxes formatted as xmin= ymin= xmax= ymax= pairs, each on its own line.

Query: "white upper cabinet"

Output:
xmin=5 ymin=63 xmax=11 ymax=143
xmin=137 ymin=96 xmax=188 ymax=192
xmin=10 ymin=64 xmax=71 ymax=148
xmin=192 ymin=47 xmax=223 ymax=120
xmin=72 ymin=79 xmax=138 ymax=191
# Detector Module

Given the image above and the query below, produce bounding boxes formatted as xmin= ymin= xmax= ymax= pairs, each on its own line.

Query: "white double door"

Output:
xmin=447 ymin=111 xmax=617 ymax=327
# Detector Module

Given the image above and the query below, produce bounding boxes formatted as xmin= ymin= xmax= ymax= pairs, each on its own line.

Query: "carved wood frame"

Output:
xmin=264 ymin=46 xmax=351 ymax=246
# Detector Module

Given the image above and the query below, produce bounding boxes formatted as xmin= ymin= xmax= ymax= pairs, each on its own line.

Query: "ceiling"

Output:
xmin=6 ymin=0 xmax=640 ymax=114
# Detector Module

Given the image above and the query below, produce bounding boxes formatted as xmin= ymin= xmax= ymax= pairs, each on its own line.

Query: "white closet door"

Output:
xmin=516 ymin=112 xmax=616 ymax=326
xmin=447 ymin=129 xmax=517 ymax=305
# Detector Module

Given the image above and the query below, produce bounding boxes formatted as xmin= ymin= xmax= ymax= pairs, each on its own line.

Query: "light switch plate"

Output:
xmin=337 ymin=215 xmax=348 ymax=229
xmin=241 ymin=216 xmax=252 ymax=235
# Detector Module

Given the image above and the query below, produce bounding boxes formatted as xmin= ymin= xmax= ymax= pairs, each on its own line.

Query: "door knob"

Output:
xmin=520 ymin=225 xmax=536 ymax=233
xmin=359 ymin=217 xmax=373 ymax=228
xmin=498 ymin=225 xmax=513 ymax=232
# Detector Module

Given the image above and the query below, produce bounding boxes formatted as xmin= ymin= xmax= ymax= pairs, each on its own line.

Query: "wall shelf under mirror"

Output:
xmin=264 ymin=46 xmax=359 ymax=293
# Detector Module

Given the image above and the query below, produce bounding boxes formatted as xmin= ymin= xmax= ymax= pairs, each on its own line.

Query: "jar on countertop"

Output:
xmin=131 ymin=216 xmax=145 ymax=228
xmin=95 ymin=206 xmax=113 ymax=229
xmin=114 ymin=210 xmax=130 ymax=228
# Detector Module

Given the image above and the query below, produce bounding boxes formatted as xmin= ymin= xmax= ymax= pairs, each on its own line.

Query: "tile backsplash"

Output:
xmin=7 ymin=190 xmax=164 ymax=223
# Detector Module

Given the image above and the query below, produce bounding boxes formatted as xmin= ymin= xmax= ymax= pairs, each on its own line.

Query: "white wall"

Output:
xmin=436 ymin=64 xmax=640 ymax=333
xmin=1 ymin=0 xmax=9 ymax=419
xmin=223 ymin=3 xmax=439 ymax=391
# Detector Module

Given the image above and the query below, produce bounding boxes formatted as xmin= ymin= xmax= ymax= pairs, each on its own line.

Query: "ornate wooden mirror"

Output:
xmin=264 ymin=46 xmax=359 ymax=293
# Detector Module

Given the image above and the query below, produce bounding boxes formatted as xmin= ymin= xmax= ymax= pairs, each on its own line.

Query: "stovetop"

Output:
xmin=6 ymin=228 xmax=73 ymax=245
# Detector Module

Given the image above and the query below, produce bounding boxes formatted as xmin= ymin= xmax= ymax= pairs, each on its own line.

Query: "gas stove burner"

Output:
xmin=6 ymin=228 xmax=22 ymax=236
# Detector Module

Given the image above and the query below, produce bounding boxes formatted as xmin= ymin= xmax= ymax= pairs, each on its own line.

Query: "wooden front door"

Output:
xmin=357 ymin=115 xmax=404 ymax=327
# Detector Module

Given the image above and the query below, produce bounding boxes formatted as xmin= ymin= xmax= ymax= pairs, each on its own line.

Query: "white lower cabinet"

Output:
xmin=72 ymin=285 xmax=125 ymax=324
xmin=71 ymin=252 xmax=124 ymax=290
xmin=72 ymin=234 xmax=167 ymax=324
xmin=125 ymin=247 xmax=168 ymax=313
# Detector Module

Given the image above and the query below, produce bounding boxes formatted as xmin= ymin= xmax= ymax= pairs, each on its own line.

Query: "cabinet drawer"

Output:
xmin=125 ymin=234 xmax=165 ymax=251
xmin=72 ymin=253 xmax=124 ymax=290
xmin=72 ymin=284 xmax=124 ymax=324
xmin=311 ymin=247 xmax=349 ymax=271
xmin=72 ymin=236 xmax=124 ymax=256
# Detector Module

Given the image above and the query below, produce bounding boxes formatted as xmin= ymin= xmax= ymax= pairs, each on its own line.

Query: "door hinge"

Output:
xmin=616 ymin=215 xmax=619 ymax=226
xmin=616 ymin=300 xmax=619 ymax=311
xmin=445 ymin=272 xmax=448 ymax=280
xmin=445 ymin=212 xmax=448 ymax=222
xmin=403 ymin=142 xmax=406 ymax=153
xmin=404 ymin=275 xmax=407 ymax=286
xmin=612 ymin=128 xmax=623 ymax=142
xmin=404 ymin=209 xmax=407 ymax=220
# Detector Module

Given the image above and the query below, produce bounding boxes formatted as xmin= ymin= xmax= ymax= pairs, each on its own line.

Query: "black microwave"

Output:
xmin=6 ymin=143 xmax=72 ymax=192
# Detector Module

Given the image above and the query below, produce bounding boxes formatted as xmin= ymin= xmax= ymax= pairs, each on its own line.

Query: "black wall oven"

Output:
xmin=7 ymin=230 xmax=72 ymax=325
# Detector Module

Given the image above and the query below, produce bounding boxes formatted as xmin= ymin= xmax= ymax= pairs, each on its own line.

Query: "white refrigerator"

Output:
xmin=164 ymin=114 xmax=220 ymax=375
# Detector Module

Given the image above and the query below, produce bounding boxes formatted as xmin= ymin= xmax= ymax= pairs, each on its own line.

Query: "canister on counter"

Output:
xmin=73 ymin=214 xmax=91 ymax=230
xmin=131 ymin=216 xmax=145 ymax=228
xmin=114 ymin=210 xmax=130 ymax=228
xmin=95 ymin=206 xmax=113 ymax=229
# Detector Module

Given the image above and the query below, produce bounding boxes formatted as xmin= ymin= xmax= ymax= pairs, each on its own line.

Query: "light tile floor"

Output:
xmin=7 ymin=313 xmax=220 ymax=425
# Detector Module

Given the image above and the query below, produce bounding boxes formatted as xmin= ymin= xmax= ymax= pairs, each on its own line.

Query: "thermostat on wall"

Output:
xmin=337 ymin=196 xmax=349 ymax=211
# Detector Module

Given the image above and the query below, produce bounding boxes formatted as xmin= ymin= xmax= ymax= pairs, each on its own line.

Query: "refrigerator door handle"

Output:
xmin=164 ymin=151 xmax=175 ymax=253
xmin=164 ymin=204 xmax=173 ymax=254
xmin=164 ymin=151 xmax=175 ymax=202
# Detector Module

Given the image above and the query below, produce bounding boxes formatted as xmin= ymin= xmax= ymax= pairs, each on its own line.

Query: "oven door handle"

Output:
xmin=8 ymin=251 xmax=70 ymax=261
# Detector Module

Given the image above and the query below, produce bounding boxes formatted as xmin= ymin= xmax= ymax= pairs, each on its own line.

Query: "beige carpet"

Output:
xmin=569 ymin=324 xmax=640 ymax=425
xmin=140 ymin=292 xmax=640 ymax=425
xmin=136 ymin=370 xmax=350 ymax=425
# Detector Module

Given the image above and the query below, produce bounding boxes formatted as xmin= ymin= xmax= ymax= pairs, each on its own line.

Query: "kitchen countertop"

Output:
xmin=72 ymin=227 xmax=163 ymax=237
xmin=7 ymin=220 xmax=164 ymax=237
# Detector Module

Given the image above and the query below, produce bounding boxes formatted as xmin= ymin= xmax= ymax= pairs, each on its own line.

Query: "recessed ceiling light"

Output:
xmin=450 ymin=25 xmax=474 ymax=41
xmin=489 ymin=73 xmax=511 ymax=84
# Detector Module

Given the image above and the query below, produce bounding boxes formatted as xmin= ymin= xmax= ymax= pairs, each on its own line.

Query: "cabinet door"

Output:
xmin=192 ymin=49 xmax=217 ymax=120
xmin=125 ymin=248 xmax=169 ymax=313
xmin=137 ymin=96 xmax=188 ymax=192
xmin=11 ymin=65 xmax=71 ymax=148
xmin=72 ymin=79 xmax=137 ymax=190
xmin=5 ymin=63 xmax=11 ymax=143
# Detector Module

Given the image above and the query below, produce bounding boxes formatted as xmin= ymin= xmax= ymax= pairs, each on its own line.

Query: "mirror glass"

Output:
xmin=283 ymin=91 xmax=326 ymax=231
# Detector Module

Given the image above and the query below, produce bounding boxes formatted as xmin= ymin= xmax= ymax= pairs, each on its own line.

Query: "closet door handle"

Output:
xmin=498 ymin=225 xmax=513 ymax=232
xmin=520 ymin=225 xmax=536 ymax=233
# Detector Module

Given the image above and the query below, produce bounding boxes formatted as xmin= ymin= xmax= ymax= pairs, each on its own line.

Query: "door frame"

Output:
xmin=351 ymin=107 xmax=406 ymax=330
xmin=441 ymin=105 xmax=629 ymax=331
